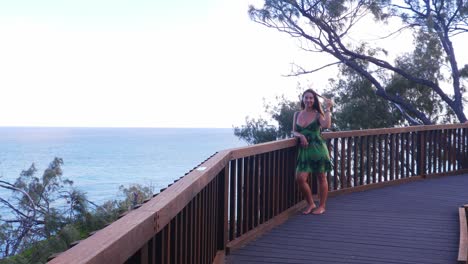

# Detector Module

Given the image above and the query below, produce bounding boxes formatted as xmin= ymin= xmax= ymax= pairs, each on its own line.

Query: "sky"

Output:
xmin=0 ymin=0 xmax=466 ymax=128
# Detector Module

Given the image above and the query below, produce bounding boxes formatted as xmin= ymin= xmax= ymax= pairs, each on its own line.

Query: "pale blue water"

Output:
xmin=0 ymin=127 xmax=246 ymax=204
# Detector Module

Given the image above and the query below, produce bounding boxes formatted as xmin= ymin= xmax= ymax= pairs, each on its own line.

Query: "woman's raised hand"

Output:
xmin=323 ymin=98 xmax=334 ymax=110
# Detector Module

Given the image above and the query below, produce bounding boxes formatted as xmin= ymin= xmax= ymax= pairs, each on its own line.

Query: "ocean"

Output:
xmin=0 ymin=127 xmax=246 ymax=204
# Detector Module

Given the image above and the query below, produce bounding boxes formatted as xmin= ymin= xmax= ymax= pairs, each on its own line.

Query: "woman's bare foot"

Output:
xmin=312 ymin=207 xmax=326 ymax=215
xmin=302 ymin=204 xmax=316 ymax=215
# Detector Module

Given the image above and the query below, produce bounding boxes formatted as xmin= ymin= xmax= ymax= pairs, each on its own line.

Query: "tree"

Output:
xmin=324 ymin=65 xmax=403 ymax=130
xmin=234 ymin=117 xmax=278 ymax=144
xmin=234 ymin=95 xmax=301 ymax=144
xmin=322 ymin=37 xmax=453 ymax=129
xmin=117 ymin=184 xmax=154 ymax=211
xmin=0 ymin=158 xmax=88 ymax=259
xmin=0 ymin=159 xmax=155 ymax=263
xmin=249 ymin=0 xmax=468 ymax=124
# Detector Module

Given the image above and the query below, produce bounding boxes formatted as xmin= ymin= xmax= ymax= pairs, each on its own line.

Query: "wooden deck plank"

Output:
xmin=226 ymin=174 xmax=468 ymax=263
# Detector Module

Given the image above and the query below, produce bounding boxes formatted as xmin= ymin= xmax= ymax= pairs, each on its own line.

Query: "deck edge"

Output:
xmin=226 ymin=201 xmax=307 ymax=254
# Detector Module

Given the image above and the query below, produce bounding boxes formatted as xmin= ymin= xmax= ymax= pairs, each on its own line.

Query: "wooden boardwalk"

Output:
xmin=226 ymin=174 xmax=468 ymax=264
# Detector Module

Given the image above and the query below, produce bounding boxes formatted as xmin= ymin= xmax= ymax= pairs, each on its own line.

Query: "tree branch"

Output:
xmin=284 ymin=61 xmax=341 ymax=76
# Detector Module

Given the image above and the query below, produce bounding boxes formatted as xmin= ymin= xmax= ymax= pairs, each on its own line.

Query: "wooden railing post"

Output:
xmin=461 ymin=127 xmax=468 ymax=169
xmin=215 ymin=165 xmax=229 ymax=259
xmin=417 ymin=130 xmax=427 ymax=177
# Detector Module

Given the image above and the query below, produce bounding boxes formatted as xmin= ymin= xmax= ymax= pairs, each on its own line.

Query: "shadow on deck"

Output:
xmin=227 ymin=174 xmax=468 ymax=264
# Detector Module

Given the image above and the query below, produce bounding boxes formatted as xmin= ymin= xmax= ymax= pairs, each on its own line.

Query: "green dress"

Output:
xmin=296 ymin=117 xmax=332 ymax=173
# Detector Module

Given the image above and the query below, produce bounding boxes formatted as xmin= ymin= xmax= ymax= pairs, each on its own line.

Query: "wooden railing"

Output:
xmin=48 ymin=124 xmax=468 ymax=264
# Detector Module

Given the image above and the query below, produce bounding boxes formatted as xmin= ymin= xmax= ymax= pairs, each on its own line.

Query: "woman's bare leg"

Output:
xmin=313 ymin=172 xmax=328 ymax=214
xmin=296 ymin=172 xmax=316 ymax=214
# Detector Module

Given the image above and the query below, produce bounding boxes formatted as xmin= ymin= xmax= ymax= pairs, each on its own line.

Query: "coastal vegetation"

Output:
xmin=236 ymin=1 xmax=467 ymax=144
xmin=234 ymin=64 xmax=412 ymax=144
xmin=0 ymin=158 xmax=153 ymax=263
xmin=248 ymin=0 xmax=467 ymax=125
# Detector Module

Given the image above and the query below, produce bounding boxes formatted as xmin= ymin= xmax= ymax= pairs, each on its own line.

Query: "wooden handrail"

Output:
xmin=47 ymin=123 xmax=468 ymax=264
xmin=322 ymin=123 xmax=468 ymax=138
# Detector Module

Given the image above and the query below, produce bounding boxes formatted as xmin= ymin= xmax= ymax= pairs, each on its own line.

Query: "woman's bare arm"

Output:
xmin=319 ymin=98 xmax=334 ymax=129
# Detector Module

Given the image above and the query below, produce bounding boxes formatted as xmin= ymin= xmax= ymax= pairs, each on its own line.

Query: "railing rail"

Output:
xmin=48 ymin=123 xmax=468 ymax=264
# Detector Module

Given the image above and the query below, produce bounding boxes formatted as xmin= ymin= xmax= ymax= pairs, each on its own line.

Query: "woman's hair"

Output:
xmin=301 ymin=89 xmax=324 ymax=115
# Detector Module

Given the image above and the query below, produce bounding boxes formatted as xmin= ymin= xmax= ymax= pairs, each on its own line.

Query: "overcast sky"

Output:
xmin=0 ymin=0 xmax=466 ymax=128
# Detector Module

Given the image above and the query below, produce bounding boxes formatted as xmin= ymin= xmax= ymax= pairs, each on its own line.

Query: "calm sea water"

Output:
xmin=0 ymin=127 xmax=246 ymax=204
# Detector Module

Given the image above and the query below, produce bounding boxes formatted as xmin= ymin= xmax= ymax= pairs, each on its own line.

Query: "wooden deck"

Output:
xmin=226 ymin=174 xmax=468 ymax=264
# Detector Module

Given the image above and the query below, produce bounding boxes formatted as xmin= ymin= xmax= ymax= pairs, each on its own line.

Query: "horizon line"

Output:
xmin=0 ymin=125 xmax=236 ymax=129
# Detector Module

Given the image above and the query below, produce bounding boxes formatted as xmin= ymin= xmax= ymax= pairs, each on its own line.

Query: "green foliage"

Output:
xmin=461 ymin=65 xmax=468 ymax=79
xmin=264 ymin=95 xmax=301 ymax=138
xmin=323 ymin=26 xmax=456 ymax=127
xmin=117 ymin=184 xmax=154 ymax=211
xmin=249 ymin=0 xmax=468 ymax=123
xmin=0 ymin=159 xmax=155 ymax=263
xmin=385 ymin=29 xmax=454 ymax=123
xmin=234 ymin=117 xmax=278 ymax=145
xmin=324 ymin=76 xmax=401 ymax=130
xmin=233 ymin=94 xmax=301 ymax=144
xmin=0 ymin=158 xmax=82 ymax=256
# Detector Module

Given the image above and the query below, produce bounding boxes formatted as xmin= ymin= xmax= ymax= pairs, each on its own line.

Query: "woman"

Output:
xmin=292 ymin=89 xmax=333 ymax=215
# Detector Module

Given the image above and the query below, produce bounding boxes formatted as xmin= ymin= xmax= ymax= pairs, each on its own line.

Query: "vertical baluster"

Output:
xmin=173 ymin=212 xmax=178 ymax=264
xmin=372 ymin=135 xmax=377 ymax=184
xmin=333 ymin=138 xmax=339 ymax=189
xmin=384 ymin=134 xmax=388 ymax=182
xmin=390 ymin=134 xmax=394 ymax=180
xmin=360 ymin=136 xmax=365 ymax=185
xmin=412 ymin=132 xmax=416 ymax=176
xmin=353 ymin=136 xmax=358 ymax=186
xmin=188 ymin=201 xmax=193 ymax=264
xmin=211 ymin=178 xmax=215 ymax=262
xmin=281 ymin=150 xmax=285 ymax=211
xmin=378 ymin=135 xmax=383 ymax=183
xmin=433 ymin=130 xmax=438 ymax=174
xmin=365 ymin=136 xmax=369 ymax=184
xmin=248 ymin=156 xmax=255 ymax=231
xmin=266 ymin=152 xmax=272 ymax=221
xmin=405 ymin=132 xmax=410 ymax=178
xmin=347 ymin=137 xmax=352 ymax=187
xmin=183 ymin=205 xmax=188 ymax=264
xmin=395 ymin=133 xmax=400 ymax=180
xmin=274 ymin=150 xmax=279 ymax=216
xmin=261 ymin=153 xmax=267 ymax=224
xmin=236 ymin=159 xmax=243 ymax=237
xmin=447 ymin=129 xmax=452 ymax=171
xmin=155 ymin=225 xmax=163 ymax=263
xmin=341 ymin=137 xmax=346 ymax=188
xmin=366 ymin=136 xmax=371 ymax=185
xmin=429 ymin=131 xmax=433 ymax=174
xmin=400 ymin=133 xmax=405 ymax=178
xmin=438 ymin=129 xmax=443 ymax=173
xmin=243 ymin=157 xmax=250 ymax=233
xmin=229 ymin=160 xmax=236 ymax=241
xmin=456 ymin=128 xmax=461 ymax=170
xmin=326 ymin=139 xmax=332 ymax=191
xmin=167 ymin=222 xmax=171 ymax=264
xmin=195 ymin=195 xmax=200 ymax=264
xmin=147 ymin=236 xmax=154 ymax=264
xmin=460 ymin=128 xmax=463 ymax=169
xmin=207 ymin=180 xmax=212 ymax=263
xmin=254 ymin=155 xmax=260 ymax=228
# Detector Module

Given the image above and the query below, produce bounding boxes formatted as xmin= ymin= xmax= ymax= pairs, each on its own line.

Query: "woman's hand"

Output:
xmin=299 ymin=135 xmax=309 ymax=147
xmin=323 ymin=98 xmax=334 ymax=111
